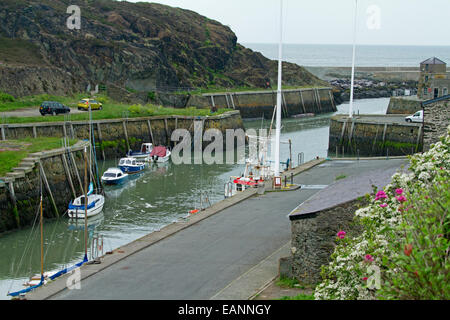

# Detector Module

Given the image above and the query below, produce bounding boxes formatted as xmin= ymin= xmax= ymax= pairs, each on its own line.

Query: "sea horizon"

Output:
xmin=243 ymin=43 xmax=450 ymax=68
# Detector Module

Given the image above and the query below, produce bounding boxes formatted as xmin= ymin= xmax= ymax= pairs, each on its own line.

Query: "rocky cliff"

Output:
xmin=0 ymin=0 xmax=326 ymax=98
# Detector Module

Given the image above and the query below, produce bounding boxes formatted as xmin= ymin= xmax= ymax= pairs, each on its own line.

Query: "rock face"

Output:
xmin=0 ymin=0 xmax=326 ymax=98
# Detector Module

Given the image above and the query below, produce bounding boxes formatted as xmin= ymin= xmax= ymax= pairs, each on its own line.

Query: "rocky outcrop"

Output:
xmin=0 ymin=0 xmax=326 ymax=98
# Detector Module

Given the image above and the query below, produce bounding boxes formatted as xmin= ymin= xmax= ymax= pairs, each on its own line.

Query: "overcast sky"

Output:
xmin=124 ymin=0 xmax=450 ymax=46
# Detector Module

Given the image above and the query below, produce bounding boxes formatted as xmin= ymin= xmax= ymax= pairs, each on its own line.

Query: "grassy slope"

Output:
xmin=0 ymin=137 xmax=77 ymax=176
xmin=0 ymin=93 xmax=232 ymax=124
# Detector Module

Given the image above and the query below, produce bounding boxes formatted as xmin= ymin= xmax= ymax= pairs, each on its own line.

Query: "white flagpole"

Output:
xmin=274 ymin=0 xmax=283 ymax=177
xmin=348 ymin=0 xmax=358 ymax=118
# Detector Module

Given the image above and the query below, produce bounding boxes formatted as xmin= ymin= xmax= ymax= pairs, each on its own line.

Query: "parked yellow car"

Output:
xmin=77 ymin=99 xmax=103 ymax=111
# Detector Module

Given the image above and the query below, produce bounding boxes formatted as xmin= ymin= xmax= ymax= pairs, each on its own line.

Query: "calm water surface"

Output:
xmin=0 ymin=98 xmax=389 ymax=298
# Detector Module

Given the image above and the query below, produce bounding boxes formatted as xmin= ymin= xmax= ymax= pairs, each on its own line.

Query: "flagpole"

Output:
xmin=348 ymin=0 xmax=358 ymax=118
xmin=274 ymin=0 xmax=283 ymax=178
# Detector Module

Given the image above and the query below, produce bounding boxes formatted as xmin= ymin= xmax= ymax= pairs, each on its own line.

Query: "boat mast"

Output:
xmin=274 ymin=0 xmax=283 ymax=177
xmin=39 ymin=177 xmax=44 ymax=282
xmin=348 ymin=0 xmax=358 ymax=118
xmin=84 ymin=146 xmax=88 ymax=260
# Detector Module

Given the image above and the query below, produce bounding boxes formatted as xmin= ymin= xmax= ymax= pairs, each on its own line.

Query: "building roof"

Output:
xmin=289 ymin=163 xmax=409 ymax=221
xmin=420 ymin=57 xmax=446 ymax=65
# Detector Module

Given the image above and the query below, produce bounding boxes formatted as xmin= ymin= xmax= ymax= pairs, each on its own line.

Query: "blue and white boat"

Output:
xmin=68 ymin=182 xmax=105 ymax=219
xmin=101 ymin=168 xmax=128 ymax=185
xmin=118 ymin=157 xmax=146 ymax=174
xmin=127 ymin=143 xmax=153 ymax=162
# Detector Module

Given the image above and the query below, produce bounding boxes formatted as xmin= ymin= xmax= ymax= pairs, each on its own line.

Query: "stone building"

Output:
xmin=422 ymin=95 xmax=450 ymax=151
xmin=418 ymin=57 xmax=450 ymax=99
xmin=280 ymin=164 xmax=407 ymax=285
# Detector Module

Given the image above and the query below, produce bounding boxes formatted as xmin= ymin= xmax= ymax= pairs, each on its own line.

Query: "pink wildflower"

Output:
xmin=337 ymin=231 xmax=346 ymax=239
xmin=364 ymin=254 xmax=374 ymax=262
xmin=396 ymin=195 xmax=407 ymax=203
xmin=379 ymin=203 xmax=388 ymax=208
xmin=395 ymin=188 xmax=403 ymax=195
xmin=375 ymin=190 xmax=387 ymax=201
xmin=362 ymin=277 xmax=368 ymax=281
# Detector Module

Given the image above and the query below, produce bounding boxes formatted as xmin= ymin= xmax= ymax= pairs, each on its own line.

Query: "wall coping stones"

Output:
xmin=0 ymin=111 xmax=241 ymax=129
xmin=202 ymin=87 xmax=333 ymax=97
xmin=289 ymin=161 xmax=409 ymax=221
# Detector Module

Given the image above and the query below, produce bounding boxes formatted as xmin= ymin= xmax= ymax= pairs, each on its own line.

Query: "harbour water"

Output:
xmin=0 ymin=97 xmax=390 ymax=298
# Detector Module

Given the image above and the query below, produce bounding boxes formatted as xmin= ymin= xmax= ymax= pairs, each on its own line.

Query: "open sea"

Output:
xmin=243 ymin=43 xmax=450 ymax=67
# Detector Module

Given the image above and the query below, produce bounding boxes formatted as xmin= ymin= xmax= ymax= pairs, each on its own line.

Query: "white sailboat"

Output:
xmin=228 ymin=0 xmax=285 ymax=195
xmin=68 ymin=102 xmax=105 ymax=219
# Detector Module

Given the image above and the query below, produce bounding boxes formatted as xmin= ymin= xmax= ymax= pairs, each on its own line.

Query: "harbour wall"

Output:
xmin=386 ymin=96 xmax=423 ymax=115
xmin=0 ymin=141 xmax=93 ymax=233
xmin=328 ymin=115 xmax=423 ymax=157
xmin=192 ymin=88 xmax=336 ymax=119
xmin=107 ymin=86 xmax=337 ymax=119
xmin=0 ymin=111 xmax=244 ymax=160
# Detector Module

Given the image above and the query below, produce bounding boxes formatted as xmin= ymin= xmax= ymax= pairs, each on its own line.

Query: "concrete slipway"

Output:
xmin=26 ymin=157 xmax=407 ymax=300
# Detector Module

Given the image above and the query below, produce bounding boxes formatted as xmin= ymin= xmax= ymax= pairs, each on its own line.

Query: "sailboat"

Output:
xmin=68 ymin=147 xmax=105 ymax=218
xmin=229 ymin=0 xmax=285 ymax=194
xmin=68 ymin=101 xmax=105 ymax=219
xmin=7 ymin=174 xmax=46 ymax=298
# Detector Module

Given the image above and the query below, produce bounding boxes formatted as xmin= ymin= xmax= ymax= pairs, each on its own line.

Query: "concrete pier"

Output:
xmin=25 ymin=158 xmax=408 ymax=300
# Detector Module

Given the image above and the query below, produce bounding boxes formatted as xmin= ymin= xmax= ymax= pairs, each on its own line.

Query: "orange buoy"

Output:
xmin=189 ymin=209 xmax=199 ymax=214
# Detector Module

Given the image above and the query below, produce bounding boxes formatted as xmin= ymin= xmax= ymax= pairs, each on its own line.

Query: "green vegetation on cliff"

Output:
xmin=0 ymin=0 xmax=326 ymax=98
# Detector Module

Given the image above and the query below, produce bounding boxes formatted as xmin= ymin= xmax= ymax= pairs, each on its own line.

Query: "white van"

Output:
xmin=405 ymin=110 xmax=423 ymax=123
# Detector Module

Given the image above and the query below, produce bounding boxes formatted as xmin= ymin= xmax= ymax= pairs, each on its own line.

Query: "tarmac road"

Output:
xmin=45 ymin=158 xmax=407 ymax=300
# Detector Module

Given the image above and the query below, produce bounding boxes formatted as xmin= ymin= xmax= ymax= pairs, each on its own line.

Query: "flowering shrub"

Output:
xmin=314 ymin=126 xmax=450 ymax=300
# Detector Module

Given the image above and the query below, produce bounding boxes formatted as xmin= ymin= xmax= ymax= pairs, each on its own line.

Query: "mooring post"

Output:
xmin=97 ymin=123 xmax=106 ymax=160
xmin=291 ymin=172 xmax=294 ymax=185
xmin=61 ymin=154 xmax=76 ymax=199
xmin=39 ymin=161 xmax=59 ymax=217
xmin=122 ymin=120 xmax=130 ymax=151
xmin=1 ymin=125 xmax=5 ymax=141
xmin=147 ymin=120 xmax=154 ymax=144
xmin=164 ymin=118 xmax=170 ymax=146
xmin=336 ymin=146 xmax=338 ymax=158
xmin=32 ymin=126 xmax=37 ymax=139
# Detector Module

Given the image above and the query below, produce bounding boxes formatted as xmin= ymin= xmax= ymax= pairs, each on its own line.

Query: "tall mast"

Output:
xmin=39 ymin=181 xmax=44 ymax=281
xmin=348 ymin=0 xmax=358 ymax=118
xmin=274 ymin=0 xmax=283 ymax=177
xmin=84 ymin=146 xmax=88 ymax=260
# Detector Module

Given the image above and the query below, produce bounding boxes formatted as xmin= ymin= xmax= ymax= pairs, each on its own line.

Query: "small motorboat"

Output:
xmin=101 ymin=168 xmax=128 ymax=185
xmin=68 ymin=185 xmax=105 ymax=219
xmin=118 ymin=157 xmax=147 ymax=174
xmin=127 ymin=143 xmax=153 ymax=162
xmin=150 ymin=146 xmax=171 ymax=163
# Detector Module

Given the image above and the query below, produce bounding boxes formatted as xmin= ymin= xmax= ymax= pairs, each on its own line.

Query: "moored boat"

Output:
xmin=101 ymin=168 xmax=128 ymax=185
xmin=127 ymin=143 xmax=153 ymax=162
xmin=68 ymin=193 xmax=105 ymax=219
xmin=150 ymin=146 xmax=171 ymax=163
xmin=118 ymin=157 xmax=147 ymax=174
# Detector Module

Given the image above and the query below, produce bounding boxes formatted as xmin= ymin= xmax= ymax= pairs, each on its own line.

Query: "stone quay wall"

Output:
xmin=386 ymin=96 xmax=423 ymax=115
xmin=195 ymin=88 xmax=336 ymax=119
xmin=0 ymin=111 xmax=244 ymax=160
xmin=328 ymin=116 xmax=423 ymax=157
xmin=0 ymin=141 xmax=93 ymax=233
xmin=423 ymin=99 xmax=450 ymax=151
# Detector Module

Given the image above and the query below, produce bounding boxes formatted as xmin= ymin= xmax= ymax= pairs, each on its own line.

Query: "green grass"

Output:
xmin=0 ymin=137 xmax=77 ymax=176
xmin=275 ymin=276 xmax=304 ymax=289
xmin=0 ymin=92 xmax=233 ymax=124
xmin=335 ymin=174 xmax=347 ymax=181
xmin=278 ymin=294 xmax=314 ymax=300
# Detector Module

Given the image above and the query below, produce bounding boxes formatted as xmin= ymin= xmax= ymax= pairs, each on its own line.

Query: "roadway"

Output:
xmin=33 ymin=158 xmax=407 ymax=300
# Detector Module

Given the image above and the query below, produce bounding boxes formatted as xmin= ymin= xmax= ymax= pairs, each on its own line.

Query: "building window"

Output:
xmin=425 ymin=75 xmax=429 ymax=82
xmin=423 ymin=87 xmax=427 ymax=97
xmin=444 ymin=87 xmax=448 ymax=96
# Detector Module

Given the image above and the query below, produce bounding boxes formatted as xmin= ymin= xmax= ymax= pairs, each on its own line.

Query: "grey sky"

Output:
xmin=125 ymin=0 xmax=450 ymax=46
